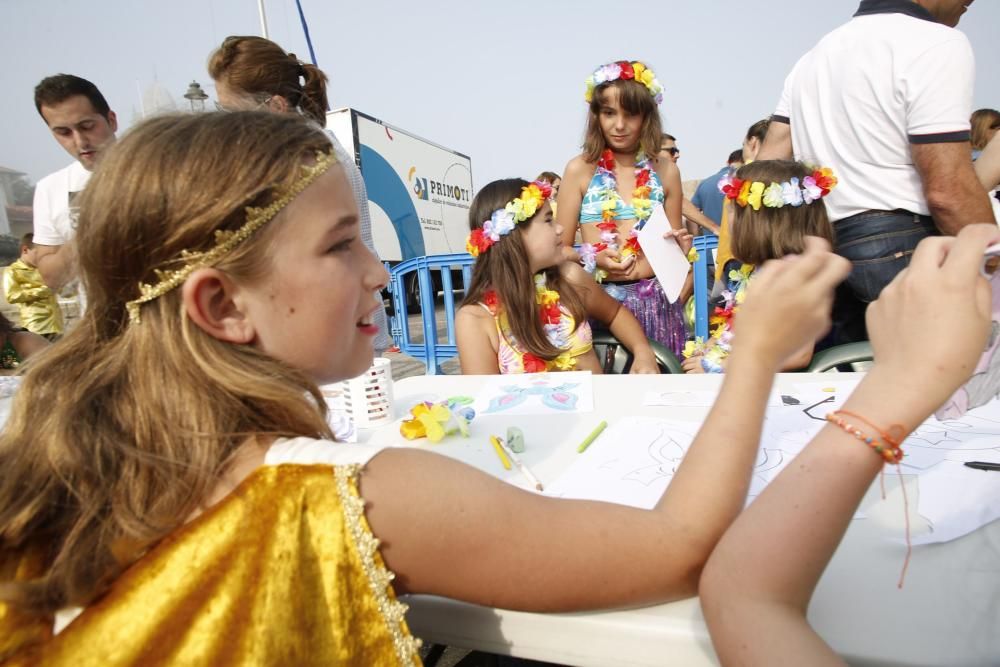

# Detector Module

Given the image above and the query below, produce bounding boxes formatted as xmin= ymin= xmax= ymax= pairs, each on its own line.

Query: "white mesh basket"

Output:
xmin=335 ymin=357 xmax=394 ymax=427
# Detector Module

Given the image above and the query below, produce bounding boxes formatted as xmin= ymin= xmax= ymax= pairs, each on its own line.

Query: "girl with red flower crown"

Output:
xmin=557 ymin=60 xmax=691 ymax=357
xmin=456 ymin=178 xmax=660 ymax=374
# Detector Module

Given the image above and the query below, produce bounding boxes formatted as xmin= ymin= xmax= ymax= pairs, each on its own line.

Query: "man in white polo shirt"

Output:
xmin=32 ymin=74 xmax=118 ymax=302
xmin=759 ymin=0 xmax=992 ymax=343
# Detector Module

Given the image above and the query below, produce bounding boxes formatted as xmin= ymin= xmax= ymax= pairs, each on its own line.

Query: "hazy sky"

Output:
xmin=2 ymin=0 xmax=999 ymax=187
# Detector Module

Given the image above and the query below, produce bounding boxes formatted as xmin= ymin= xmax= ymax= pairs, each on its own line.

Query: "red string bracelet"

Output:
xmin=825 ymin=409 xmax=912 ymax=588
xmin=825 ymin=411 xmax=905 ymax=464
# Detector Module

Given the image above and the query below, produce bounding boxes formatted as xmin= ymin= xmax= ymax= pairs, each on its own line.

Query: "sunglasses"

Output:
xmin=663 ymin=147 xmax=680 ymax=156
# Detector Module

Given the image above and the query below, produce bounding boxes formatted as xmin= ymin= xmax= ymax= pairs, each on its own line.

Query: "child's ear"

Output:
xmin=267 ymin=95 xmax=292 ymax=114
xmin=181 ymin=268 xmax=256 ymax=344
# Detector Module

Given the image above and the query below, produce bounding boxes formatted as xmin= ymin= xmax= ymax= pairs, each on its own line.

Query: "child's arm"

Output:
xmin=3 ymin=266 xmax=54 ymax=304
xmin=361 ymin=238 xmax=851 ymax=611
xmin=974 ymin=133 xmax=1000 ymax=191
xmin=563 ymin=262 xmax=658 ymax=374
xmin=657 ymin=158 xmax=690 ymax=253
xmin=455 ymin=304 xmax=501 ymax=374
xmin=700 ymin=226 xmax=997 ymax=665
xmin=556 ymin=157 xmax=589 ymax=255
xmin=780 ymin=341 xmax=814 ymax=371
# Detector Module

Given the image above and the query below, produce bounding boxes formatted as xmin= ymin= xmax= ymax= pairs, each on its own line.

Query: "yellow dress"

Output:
xmin=0 ymin=449 xmax=422 ymax=666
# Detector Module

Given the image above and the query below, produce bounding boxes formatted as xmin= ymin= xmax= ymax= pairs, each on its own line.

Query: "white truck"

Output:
xmin=326 ymin=107 xmax=474 ymax=262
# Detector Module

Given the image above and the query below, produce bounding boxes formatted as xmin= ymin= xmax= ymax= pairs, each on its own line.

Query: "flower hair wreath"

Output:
xmin=718 ymin=167 xmax=838 ymax=211
xmin=465 ymin=180 xmax=553 ymax=257
xmin=584 ymin=60 xmax=664 ymax=105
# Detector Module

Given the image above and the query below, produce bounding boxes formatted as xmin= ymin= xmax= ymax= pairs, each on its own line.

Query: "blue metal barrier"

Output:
xmin=387 ymin=253 xmax=475 ymax=375
xmin=692 ymin=236 xmax=719 ymax=340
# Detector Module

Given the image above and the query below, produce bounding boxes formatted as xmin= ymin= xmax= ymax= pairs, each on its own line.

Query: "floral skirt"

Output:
xmin=602 ymin=278 xmax=687 ymax=357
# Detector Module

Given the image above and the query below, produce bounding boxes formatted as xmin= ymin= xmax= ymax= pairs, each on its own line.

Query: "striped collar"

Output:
xmin=854 ymin=0 xmax=937 ymax=23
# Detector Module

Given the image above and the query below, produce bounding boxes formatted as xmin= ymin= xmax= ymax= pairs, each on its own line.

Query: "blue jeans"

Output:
xmin=829 ymin=209 xmax=937 ymax=344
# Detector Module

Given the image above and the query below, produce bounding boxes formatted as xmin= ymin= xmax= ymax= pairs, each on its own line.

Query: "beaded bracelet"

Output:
xmin=826 ymin=411 xmax=905 ymax=464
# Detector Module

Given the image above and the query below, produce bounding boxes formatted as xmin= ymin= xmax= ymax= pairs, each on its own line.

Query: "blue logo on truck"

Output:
xmin=409 ymin=168 xmax=429 ymax=201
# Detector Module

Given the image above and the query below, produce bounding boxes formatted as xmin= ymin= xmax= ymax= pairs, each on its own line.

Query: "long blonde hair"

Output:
xmin=0 ymin=112 xmax=336 ymax=613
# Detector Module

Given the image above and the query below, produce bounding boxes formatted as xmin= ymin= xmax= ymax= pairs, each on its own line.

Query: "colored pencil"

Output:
xmin=496 ymin=436 xmax=544 ymax=492
xmin=577 ymin=420 xmax=608 ymax=453
xmin=490 ymin=435 xmax=512 ymax=470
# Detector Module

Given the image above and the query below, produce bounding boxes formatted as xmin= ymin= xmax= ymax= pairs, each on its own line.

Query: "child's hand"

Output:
xmin=664 ymin=227 xmax=693 ymax=254
xmin=629 ymin=353 xmax=660 ymax=375
xmin=682 ymin=356 xmax=706 ymax=374
xmin=863 ymin=224 xmax=996 ymax=419
xmin=731 ymin=236 xmax=850 ymax=370
xmin=596 ymin=247 xmax=630 ymax=274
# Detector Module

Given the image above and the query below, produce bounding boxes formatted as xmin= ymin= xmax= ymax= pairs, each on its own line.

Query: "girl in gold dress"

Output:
xmin=0 ymin=112 xmax=850 ymax=665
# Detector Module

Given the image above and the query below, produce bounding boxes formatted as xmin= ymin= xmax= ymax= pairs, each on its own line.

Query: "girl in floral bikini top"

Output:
xmin=556 ymin=60 xmax=691 ymax=357
xmin=456 ymin=178 xmax=659 ymax=375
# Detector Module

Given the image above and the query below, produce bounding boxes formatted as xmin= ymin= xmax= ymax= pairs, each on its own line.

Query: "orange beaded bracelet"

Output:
xmin=826 ymin=410 xmax=905 ymax=464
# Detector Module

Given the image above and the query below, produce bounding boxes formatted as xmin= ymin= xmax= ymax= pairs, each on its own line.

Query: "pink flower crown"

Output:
xmin=466 ymin=180 xmax=553 ymax=257
xmin=584 ymin=60 xmax=664 ymax=105
xmin=718 ymin=167 xmax=837 ymax=211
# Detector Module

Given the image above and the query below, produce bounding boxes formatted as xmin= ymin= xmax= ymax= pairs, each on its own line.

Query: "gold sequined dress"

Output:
xmin=0 ymin=438 xmax=421 ymax=666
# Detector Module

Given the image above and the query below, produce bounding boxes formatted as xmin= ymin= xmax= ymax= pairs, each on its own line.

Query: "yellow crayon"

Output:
xmin=490 ymin=435 xmax=512 ymax=470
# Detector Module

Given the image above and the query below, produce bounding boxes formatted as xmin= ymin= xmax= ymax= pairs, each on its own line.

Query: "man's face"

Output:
xmin=40 ymin=95 xmax=117 ymax=171
xmin=919 ymin=0 xmax=973 ymax=27
xmin=660 ymin=138 xmax=680 ymax=164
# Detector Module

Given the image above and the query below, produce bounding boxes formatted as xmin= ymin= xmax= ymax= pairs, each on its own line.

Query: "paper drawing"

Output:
xmin=473 ymin=371 xmax=594 ymax=416
xmin=545 ymin=417 xmax=806 ymax=510
xmin=936 ymin=271 xmax=1000 ymax=419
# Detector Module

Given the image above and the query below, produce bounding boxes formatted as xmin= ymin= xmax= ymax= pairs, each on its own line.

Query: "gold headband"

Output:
xmin=126 ymin=149 xmax=337 ymax=324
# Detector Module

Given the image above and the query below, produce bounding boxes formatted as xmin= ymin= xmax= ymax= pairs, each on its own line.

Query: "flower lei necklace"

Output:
xmin=483 ymin=274 xmax=575 ymax=373
xmin=579 ymin=149 xmax=654 ymax=283
xmin=683 ymin=263 xmax=753 ymax=373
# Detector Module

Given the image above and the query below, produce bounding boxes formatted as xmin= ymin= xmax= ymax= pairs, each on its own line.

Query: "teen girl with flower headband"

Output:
xmin=557 ymin=59 xmax=690 ymax=356
xmin=682 ymin=160 xmax=837 ymax=374
xmin=0 ymin=112 xmax=855 ymax=664
xmin=456 ymin=178 xmax=659 ymax=374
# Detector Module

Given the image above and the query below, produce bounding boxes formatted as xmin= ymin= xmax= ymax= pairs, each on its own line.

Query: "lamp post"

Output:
xmin=183 ymin=81 xmax=209 ymax=113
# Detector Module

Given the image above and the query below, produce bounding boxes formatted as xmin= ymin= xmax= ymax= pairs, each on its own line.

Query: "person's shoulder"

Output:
xmin=11 ymin=330 xmax=50 ymax=358
xmin=35 ymin=162 xmax=79 ymax=191
xmin=457 ymin=301 xmax=493 ymax=322
xmin=653 ymin=154 xmax=681 ymax=183
xmin=563 ymin=155 xmax=594 ymax=179
xmin=265 ymin=436 xmax=386 ymax=468
xmin=854 ymin=12 xmax=971 ymax=50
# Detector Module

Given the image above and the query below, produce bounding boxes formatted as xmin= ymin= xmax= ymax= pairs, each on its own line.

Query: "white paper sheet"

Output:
xmin=545 ymin=415 xmax=817 ymax=510
xmin=643 ymin=388 xmax=784 ymax=408
xmin=910 ymin=460 xmax=1000 ymax=545
xmin=636 ymin=206 xmax=690 ymax=303
xmin=473 ymin=371 xmax=594 ymax=416
xmin=545 ymin=417 xmax=695 ymax=508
